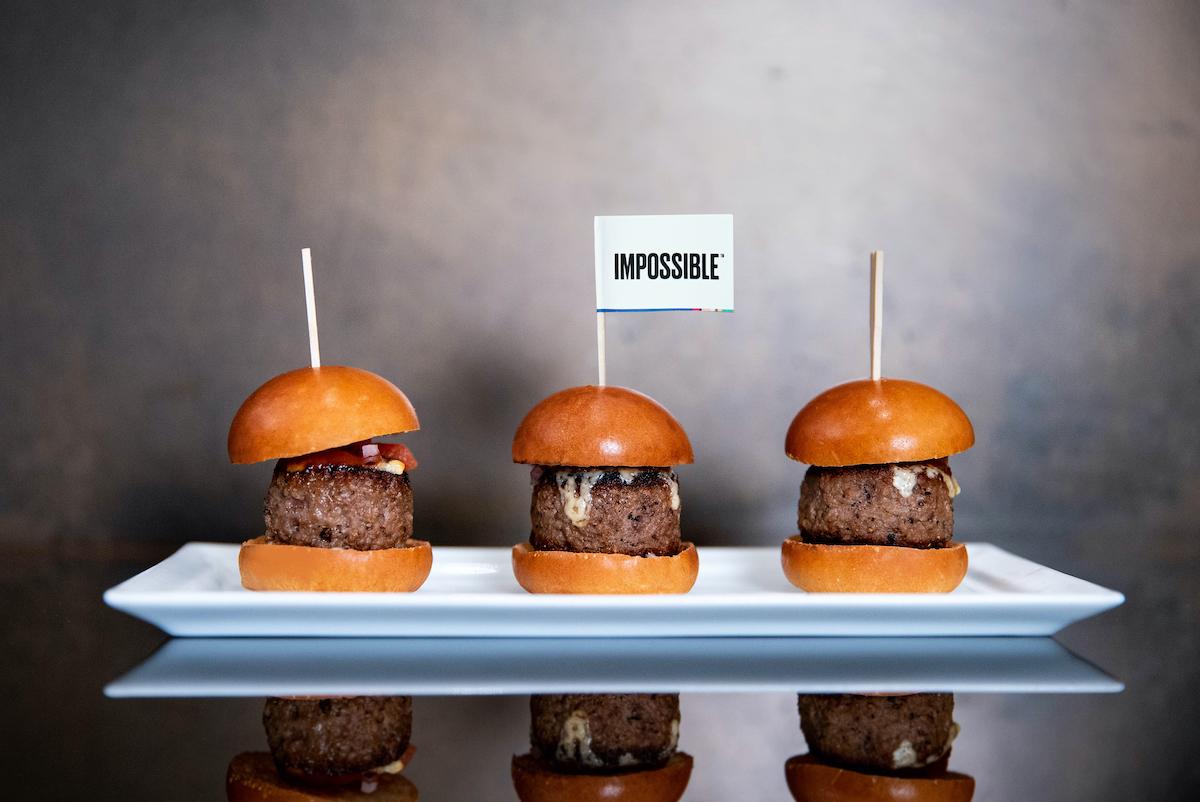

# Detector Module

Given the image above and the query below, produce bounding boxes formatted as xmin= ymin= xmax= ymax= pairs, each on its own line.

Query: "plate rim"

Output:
xmin=103 ymin=542 xmax=1125 ymax=614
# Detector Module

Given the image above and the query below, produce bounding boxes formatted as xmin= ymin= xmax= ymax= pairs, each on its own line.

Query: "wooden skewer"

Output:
xmin=870 ymin=250 xmax=883 ymax=381
xmin=596 ymin=311 xmax=607 ymax=386
xmin=301 ymin=247 xmax=321 ymax=369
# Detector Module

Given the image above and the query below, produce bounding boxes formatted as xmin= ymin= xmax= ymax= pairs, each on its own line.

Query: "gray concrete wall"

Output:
xmin=6 ymin=0 xmax=1198 ymax=573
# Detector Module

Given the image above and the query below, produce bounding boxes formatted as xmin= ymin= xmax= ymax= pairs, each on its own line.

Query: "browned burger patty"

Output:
xmin=798 ymin=460 xmax=955 ymax=548
xmin=797 ymin=693 xmax=958 ymax=772
xmin=530 ymin=693 xmax=680 ymax=772
xmin=529 ymin=468 xmax=681 ymax=556
xmin=263 ymin=696 xmax=413 ymax=779
xmin=263 ymin=464 xmax=413 ymax=550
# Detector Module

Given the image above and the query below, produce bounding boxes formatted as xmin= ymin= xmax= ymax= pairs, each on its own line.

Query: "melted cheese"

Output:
xmin=891 ymin=464 xmax=960 ymax=498
xmin=357 ymin=755 xmax=407 ymax=793
xmin=890 ymin=721 xmax=960 ymax=769
xmin=557 ymin=711 xmax=603 ymax=767
xmin=892 ymin=466 xmax=919 ymax=497
xmin=925 ymin=464 xmax=960 ymax=497
xmin=554 ymin=712 xmax=681 ymax=769
xmin=553 ymin=469 xmax=680 ymax=527
xmin=892 ymin=740 xmax=918 ymax=769
xmin=944 ymin=720 xmax=961 ymax=753
xmin=555 ymin=471 xmax=602 ymax=526
xmin=375 ymin=757 xmax=406 ymax=774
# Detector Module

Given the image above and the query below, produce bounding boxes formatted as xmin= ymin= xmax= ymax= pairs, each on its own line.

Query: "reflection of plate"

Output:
xmin=103 ymin=542 xmax=1123 ymax=638
xmin=104 ymin=637 xmax=1122 ymax=697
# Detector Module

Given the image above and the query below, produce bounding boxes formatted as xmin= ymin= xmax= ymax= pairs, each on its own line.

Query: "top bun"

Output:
xmin=228 ymin=366 xmax=419 ymax=464
xmin=786 ymin=379 xmax=973 ymax=466
xmin=513 ymin=385 xmax=693 ymax=467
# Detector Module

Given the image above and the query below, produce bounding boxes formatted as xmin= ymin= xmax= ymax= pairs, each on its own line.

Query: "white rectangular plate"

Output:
xmin=103 ymin=542 xmax=1123 ymax=637
xmin=104 ymin=637 xmax=1122 ymax=697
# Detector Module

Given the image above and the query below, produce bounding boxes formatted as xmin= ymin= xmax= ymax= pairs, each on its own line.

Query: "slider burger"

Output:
xmin=228 ymin=366 xmax=432 ymax=591
xmin=510 ymin=385 xmax=698 ymax=594
xmin=512 ymin=693 xmax=692 ymax=802
xmin=782 ymin=379 xmax=974 ymax=592
xmin=227 ymin=696 xmax=418 ymax=801
xmin=785 ymin=693 xmax=974 ymax=802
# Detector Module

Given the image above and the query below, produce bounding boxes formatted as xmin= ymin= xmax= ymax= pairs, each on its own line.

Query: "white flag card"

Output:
xmin=594 ymin=214 xmax=734 ymax=312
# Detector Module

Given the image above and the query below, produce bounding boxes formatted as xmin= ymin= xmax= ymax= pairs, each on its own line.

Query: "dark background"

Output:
xmin=2 ymin=1 xmax=1198 ymax=798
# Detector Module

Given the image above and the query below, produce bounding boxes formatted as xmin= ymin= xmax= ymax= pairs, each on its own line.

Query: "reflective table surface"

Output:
xmin=4 ymin=543 xmax=1195 ymax=800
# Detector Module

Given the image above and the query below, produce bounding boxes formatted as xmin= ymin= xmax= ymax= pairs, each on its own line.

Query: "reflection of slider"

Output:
xmin=786 ymin=694 xmax=974 ymax=801
xmin=227 ymin=697 xmax=418 ymax=801
xmin=512 ymin=694 xmax=692 ymax=801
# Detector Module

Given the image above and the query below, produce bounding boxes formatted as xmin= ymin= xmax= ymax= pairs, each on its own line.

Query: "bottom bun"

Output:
xmin=781 ymin=537 xmax=967 ymax=593
xmin=512 ymin=753 xmax=693 ymax=802
xmin=784 ymin=754 xmax=974 ymax=802
xmin=226 ymin=753 xmax=419 ymax=802
xmin=511 ymin=542 xmax=699 ymax=594
xmin=239 ymin=537 xmax=433 ymax=592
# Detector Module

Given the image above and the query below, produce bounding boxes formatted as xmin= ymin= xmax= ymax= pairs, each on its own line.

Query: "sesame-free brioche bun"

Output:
xmin=512 ymin=542 xmax=698 ymax=594
xmin=226 ymin=752 xmax=419 ymax=802
xmin=784 ymin=754 xmax=975 ymax=802
xmin=239 ymin=537 xmax=432 ymax=592
xmin=781 ymin=537 xmax=967 ymax=593
xmin=512 ymin=753 xmax=693 ymax=802
xmin=512 ymin=385 xmax=693 ymax=467
xmin=229 ymin=366 xmax=419 ymax=464
xmin=785 ymin=379 xmax=973 ymax=467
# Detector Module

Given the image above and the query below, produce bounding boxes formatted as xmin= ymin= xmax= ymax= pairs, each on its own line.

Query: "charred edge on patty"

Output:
xmin=263 ymin=696 xmax=413 ymax=780
xmin=530 ymin=693 xmax=680 ymax=773
xmin=264 ymin=463 xmax=413 ymax=550
xmin=798 ymin=460 xmax=956 ymax=548
xmin=529 ymin=467 xmax=681 ymax=557
xmin=797 ymin=693 xmax=959 ymax=773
